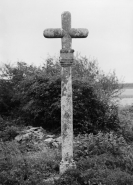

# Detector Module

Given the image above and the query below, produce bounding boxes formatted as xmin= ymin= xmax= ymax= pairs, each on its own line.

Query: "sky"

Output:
xmin=0 ymin=0 xmax=133 ymax=82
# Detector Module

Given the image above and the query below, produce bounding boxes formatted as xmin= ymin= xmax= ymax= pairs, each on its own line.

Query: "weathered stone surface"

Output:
xmin=61 ymin=66 xmax=73 ymax=163
xmin=69 ymin=28 xmax=88 ymax=38
xmin=15 ymin=134 xmax=29 ymax=142
xmin=43 ymin=11 xmax=88 ymax=174
xmin=43 ymin=28 xmax=63 ymax=38
xmin=55 ymin=136 xmax=61 ymax=143
xmin=15 ymin=126 xmax=46 ymax=142
xmin=52 ymin=142 xmax=59 ymax=148
xmin=46 ymin=134 xmax=55 ymax=138
xmin=60 ymin=160 xmax=76 ymax=174
xmin=43 ymin=11 xmax=88 ymax=52
xmin=44 ymin=136 xmax=61 ymax=148
xmin=44 ymin=138 xmax=54 ymax=143
xmin=15 ymin=126 xmax=61 ymax=149
xmin=43 ymin=175 xmax=60 ymax=184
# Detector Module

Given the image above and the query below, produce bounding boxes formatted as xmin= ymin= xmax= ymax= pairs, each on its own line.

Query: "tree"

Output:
xmin=0 ymin=56 xmax=122 ymax=133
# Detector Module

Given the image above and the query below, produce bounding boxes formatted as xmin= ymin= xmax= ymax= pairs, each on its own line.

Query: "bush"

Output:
xmin=81 ymin=168 xmax=133 ymax=185
xmin=54 ymin=167 xmax=133 ymax=185
xmin=0 ymin=56 xmax=122 ymax=134
xmin=75 ymin=132 xmax=133 ymax=184
xmin=0 ymin=140 xmax=61 ymax=185
xmin=0 ymin=79 xmax=15 ymax=117
xmin=74 ymin=132 xmax=133 ymax=173
xmin=54 ymin=169 xmax=84 ymax=185
xmin=1 ymin=131 xmax=133 ymax=184
xmin=72 ymin=80 xmax=120 ymax=134
xmin=54 ymin=132 xmax=133 ymax=185
xmin=74 ymin=132 xmax=128 ymax=159
xmin=0 ymin=126 xmax=19 ymax=141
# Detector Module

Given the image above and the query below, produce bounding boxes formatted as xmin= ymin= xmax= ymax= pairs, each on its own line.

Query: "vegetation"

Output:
xmin=56 ymin=131 xmax=133 ymax=185
xmin=0 ymin=140 xmax=61 ymax=185
xmin=1 ymin=55 xmax=133 ymax=184
xmin=0 ymin=56 xmax=122 ymax=133
xmin=1 ymin=130 xmax=133 ymax=184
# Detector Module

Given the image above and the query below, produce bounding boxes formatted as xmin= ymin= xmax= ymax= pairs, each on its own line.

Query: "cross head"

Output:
xmin=43 ymin=11 xmax=88 ymax=66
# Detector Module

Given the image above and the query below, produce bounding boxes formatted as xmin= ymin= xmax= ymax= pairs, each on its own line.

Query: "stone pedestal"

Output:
xmin=60 ymin=160 xmax=76 ymax=174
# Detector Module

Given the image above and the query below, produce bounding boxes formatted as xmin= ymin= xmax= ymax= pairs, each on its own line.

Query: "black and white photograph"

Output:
xmin=0 ymin=0 xmax=133 ymax=184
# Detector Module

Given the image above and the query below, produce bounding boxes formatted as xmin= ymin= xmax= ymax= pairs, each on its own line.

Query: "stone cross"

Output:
xmin=43 ymin=11 xmax=88 ymax=174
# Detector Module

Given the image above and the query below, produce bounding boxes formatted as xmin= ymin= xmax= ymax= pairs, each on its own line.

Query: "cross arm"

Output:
xmin=43 ymin=28 xmax=63 ymax=38
xmin=69 ymin=28 xmax=88 ymax=38
xmin=43 ymin=28 xmax=88 ymax=39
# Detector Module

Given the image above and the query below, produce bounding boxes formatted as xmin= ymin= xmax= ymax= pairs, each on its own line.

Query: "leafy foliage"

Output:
xmin=0 ymin=126 xmax=19 ymax=141
xmin=0 ymin=140 xmax=60 ymax=185
xmin=55 ymin=132 xmax=133 ymax=185
xmin=1 ymin=130 xmax=133 ymax=184
xmin=0 ymin=79 xmax=14 ymax=116
xmin=0 ymin=56 xmax=122 ymax=133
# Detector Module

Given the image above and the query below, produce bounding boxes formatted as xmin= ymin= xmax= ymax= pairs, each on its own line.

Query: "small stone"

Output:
xmin=55 ymin=136 xmax=61 ymax=143
xmin=43 ymin=175 xmax=60 ymax=184
xmin=15 ymin=126 xmax=45 ymax=143
xmin=44 ymin=138 xmax=54 ymax=143
xmin=15 ymin=135 xmax=23 ymax=142
xmin=52 ymin=142 xmax=58 ymax=148
xmin=46 ymin=134 xmax=55 ymax=138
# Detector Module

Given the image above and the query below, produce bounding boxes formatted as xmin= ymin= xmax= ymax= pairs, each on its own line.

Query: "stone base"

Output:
xmin=60 ymin=160 xmax=76 ymax=174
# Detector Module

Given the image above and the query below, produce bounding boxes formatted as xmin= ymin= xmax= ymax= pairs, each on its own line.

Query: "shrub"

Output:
xmin=74 ymin=132 xmax=127 ymax=159
xmin=0 ymin=140 xmax=61 ymax=184
xmin=0 ymin=126 xmax=19 ymax=141
xmin=81 ymin=168 xmax=133 ymax=185
xmin=54 ymin=167 xmax=133 ymax=185
xmin=0 ymin=56 xmax=122 ymax=134
xmin=74 ymin=132 xmax=133 ymax=173
xmin=54 ymin=169 xmax=84 ymax=185
xmin=63 ymin=132 xmax=133 ymax=185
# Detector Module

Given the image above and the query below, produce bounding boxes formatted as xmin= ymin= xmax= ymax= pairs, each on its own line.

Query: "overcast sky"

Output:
xmin=0 ymin=0 xmax=133 ymax=82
